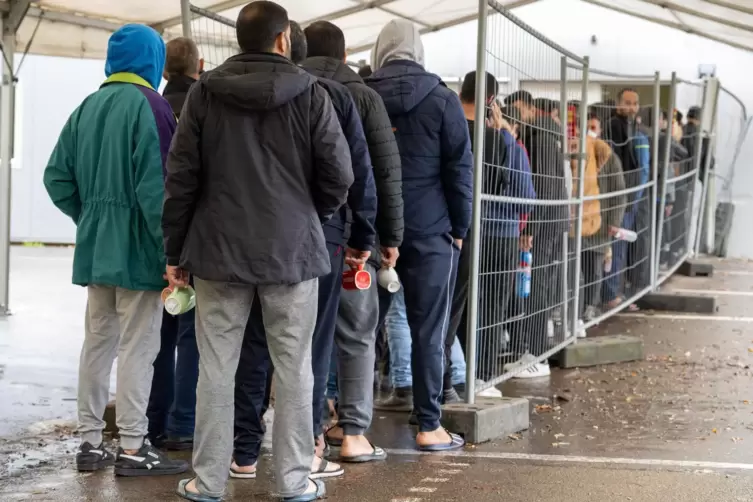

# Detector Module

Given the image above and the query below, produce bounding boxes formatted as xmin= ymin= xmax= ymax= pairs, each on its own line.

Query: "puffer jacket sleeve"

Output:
xmin=440 ymin=92 xmax=474 ymax=240
xmin=340 ymin=94 xmax=377 ymax=252
xmin=361 ymin=89 xmax=404 ymax=248
xmin=163 ymin=83 xmax=205 ymax=266
xmin=310 ymin=85 xmax=354 ymax=223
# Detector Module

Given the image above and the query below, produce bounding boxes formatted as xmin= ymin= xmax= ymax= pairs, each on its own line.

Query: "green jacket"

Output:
xmin=44 ymin=73 xmax=177 ymax=290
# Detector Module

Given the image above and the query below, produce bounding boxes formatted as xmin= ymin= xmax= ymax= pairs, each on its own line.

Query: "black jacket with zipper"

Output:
xmin=300 ymin=56 xmax=404 ymax=248
xmin=163 ymin=52 xmax=353 ymax=285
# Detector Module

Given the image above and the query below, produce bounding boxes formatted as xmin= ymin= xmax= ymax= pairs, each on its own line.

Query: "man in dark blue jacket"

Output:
xmin=367 ymin=19 xmax=473 ymax=451
xmin=230 ymin=20 xmax=377 ymax=480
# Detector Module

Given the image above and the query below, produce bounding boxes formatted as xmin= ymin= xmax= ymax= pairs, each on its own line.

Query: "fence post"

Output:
xmin=694 ymin=83 xmax=720 ymax=256
xmin=181 ymin=0 xmax=192 ymax=38
xmin=464 ymin=0 xmax=489 ymax=405
xmin=559 ymin=56 xmax=570 ymax=339
xmin=649 ymin=71 xmax=661 ymax=290
xmin=569 ymin=56 xmax=589 ymax=341
xmin=655 ymin=72 xmax=676 ymax=286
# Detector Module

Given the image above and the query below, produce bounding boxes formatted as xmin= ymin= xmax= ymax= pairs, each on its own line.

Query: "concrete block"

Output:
xmin=552 ymin=335 xmax=643 ymax=369
xmin=638 ymin=293 xmax=716 ymax=314
xmin=441 ymin=397 xmax=529 ymax=444
xmin=678 ymin=260 xmax=714 ymax=277
xmin=104 ymin=400 xmax=118 ymax=436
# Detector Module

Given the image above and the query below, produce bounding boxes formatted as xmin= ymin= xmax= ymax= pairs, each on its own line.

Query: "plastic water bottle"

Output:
xmin=518 ymin=250 xmax=532 ymax=298
xmin=613 ymin=228 xmax=638 ymax=242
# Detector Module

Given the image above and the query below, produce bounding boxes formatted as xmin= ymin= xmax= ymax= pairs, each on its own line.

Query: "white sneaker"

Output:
xmin=475 ymin=380 xmax=503 ymax=398
xmin=504 ymin=354 xmax=551 ymax=379
xmin=577 ymin=319 xmax=587 ymax=339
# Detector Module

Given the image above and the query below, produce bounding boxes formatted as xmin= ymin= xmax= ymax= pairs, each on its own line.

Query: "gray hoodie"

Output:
xmin=371 ymin=19 xmax=425 ymax=70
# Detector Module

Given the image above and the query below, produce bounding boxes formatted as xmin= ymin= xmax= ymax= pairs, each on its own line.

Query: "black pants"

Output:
xmin=580 ymin=250 xmax=604 ymax=309
xmin=397 ymin=235 xmax=459 ymax=432
xmin=508 ymin=228 xmax=562 ymax=357
xmin=233 ymin=242 xmax=343 ymax=466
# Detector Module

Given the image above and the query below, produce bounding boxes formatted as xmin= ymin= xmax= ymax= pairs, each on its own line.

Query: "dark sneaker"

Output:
xmin=443 ymin=387 xmax=462 ymax=405
xmin=114 ymin=442 xmax=189 ymax=477
xmin=164 ymin=436 xmax=194 ymax=451
xmin=77 ymin=442 xmax=115 ymax=472
xmin=374 ymin=387 xmax=413 ymax=412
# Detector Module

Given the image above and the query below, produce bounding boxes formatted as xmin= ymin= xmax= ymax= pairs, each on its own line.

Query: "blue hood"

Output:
xmin=367 ymin=60 xmax=441 ymax=115
xmin=105 ymin=24 xmax=165 ymax=90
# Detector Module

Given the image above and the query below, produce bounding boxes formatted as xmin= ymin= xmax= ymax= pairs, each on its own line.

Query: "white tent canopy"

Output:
xmin=6 ymin=0 xmax=753 ymax=61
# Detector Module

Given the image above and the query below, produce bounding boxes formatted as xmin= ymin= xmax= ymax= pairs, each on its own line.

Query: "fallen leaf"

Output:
xmin=743 ymin=400 xmax=750 ymax=405
xmin=712 ymin=428 xmax=718 ymax=434
xmin=535 ymin=404 xmax=553 ymax=413
xmin=585 ymin=435 xmax=596 ymax=440
xmin=554 ymin=433 xmax=565 ymax=439
xmin=508 ymin=434 xmax=522 ymax=441
xmin=551 ymin=442 xmax=570 ymax=447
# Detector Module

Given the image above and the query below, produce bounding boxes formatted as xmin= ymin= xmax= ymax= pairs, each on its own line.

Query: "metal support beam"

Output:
xmin=703 ymin=0 xmax=753 ymax=17
xmin=637 ymin=0 xmax=753 ymax=34
xmin=180 ymin=0 xmax=192 ymax=38
xmin=302 ymin=0 xmax=398 ymax=27
xmin=25 ymin=6 xmax=122 ymax=32
xmin=5 ymin=0 xmax=30 ymax=35
xmin=582 ymin=0 xmax=753 ymax=53
xmin=0 ymin=17 xmax=14 ymax=315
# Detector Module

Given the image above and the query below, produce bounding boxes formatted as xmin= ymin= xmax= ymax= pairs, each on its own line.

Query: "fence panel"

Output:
xmin=467 ymin=1 xmax=587 ymax=394
xmin=655 ymin=78 xmax=709 ymax=286
xmin=176 ymin=5 xmax=239 ymax=70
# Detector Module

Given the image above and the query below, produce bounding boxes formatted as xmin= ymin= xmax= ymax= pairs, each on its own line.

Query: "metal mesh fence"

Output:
xmin=182 ymin=5 xmax=238 ymax=70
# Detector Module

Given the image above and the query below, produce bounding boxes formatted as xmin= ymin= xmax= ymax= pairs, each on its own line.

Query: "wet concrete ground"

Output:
xmin=2 ymin=247 xmax=753 ymax=500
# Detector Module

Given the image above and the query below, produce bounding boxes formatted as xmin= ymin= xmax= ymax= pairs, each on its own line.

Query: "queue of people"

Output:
xmin=43 ymin=2 xmax=709 ymax=501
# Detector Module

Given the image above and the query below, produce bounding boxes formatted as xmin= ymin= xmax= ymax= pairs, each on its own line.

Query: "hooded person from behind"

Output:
xmin=365 ymin=19 xmax=472 ymax=452
xmin=43 ymin=24 xmax=189 ymax=478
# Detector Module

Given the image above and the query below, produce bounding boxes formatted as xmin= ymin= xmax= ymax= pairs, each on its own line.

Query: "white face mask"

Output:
xmin=587 ymin=130 xmax=599 ymax=138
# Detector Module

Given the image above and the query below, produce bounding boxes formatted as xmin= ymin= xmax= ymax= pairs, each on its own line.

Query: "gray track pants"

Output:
xmin=335 ymin=262 xmax=379 ymax=436
xmin=78 ymin=286 xmax=163 ymax=451
xmin=191 ymin=278 xmax=318 ymax=499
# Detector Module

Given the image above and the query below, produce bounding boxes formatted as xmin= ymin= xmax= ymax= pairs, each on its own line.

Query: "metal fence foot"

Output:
xmin=441 ymin=397 xmax=529 ymax=444
xmin=551 ymin=335 xmax=644 ymax=369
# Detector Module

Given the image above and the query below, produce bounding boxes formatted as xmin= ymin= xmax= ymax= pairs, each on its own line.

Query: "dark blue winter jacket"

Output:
xmin=318 ymin=78 xmax=377 ymax=251
xmin=366 ymin=60 xmax=473 ymax=241
xmin=484 ymin=131 xmax=536 ymax=238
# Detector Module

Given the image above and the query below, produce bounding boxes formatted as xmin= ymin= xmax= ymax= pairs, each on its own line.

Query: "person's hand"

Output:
xmin=486 ymin=100 xmax=504 ymax=130
xmin=608 ymin=226 xmax=619 ymax=237
xmin=519 ymin=235 xmax=533 ymax=251
xmin=665 ymin=205 xmax=673 ymax=217
xmin=380 ymin=246 xmax=399 ymax=268
xmin=166 ymin=265 xmax=189 ymax=289
xmin=454 ymin=239 xmax=463 ymax=250
xmin=345 ymin=248 xmax=371 ymax=267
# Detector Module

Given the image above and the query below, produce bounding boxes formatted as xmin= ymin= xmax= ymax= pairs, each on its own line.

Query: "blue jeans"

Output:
xmin=146 ymin=309 xmax=199 ymax=439
xmin=386 ymin=290 xmax=467 ymax=389
xmin=603 ymin=210 xmax=636 ymax=303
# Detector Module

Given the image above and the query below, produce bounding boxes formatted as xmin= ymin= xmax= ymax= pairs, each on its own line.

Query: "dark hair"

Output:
xmin=358 ymin=65 xmax=372 ymax=78
xmin=687 ymin=106 xmax=701 ymax=120
xmin=165 ymin=37 xmax=200 ymax=77
xmin=533 ymin=98 xmax=559 ymax=113
xmin=675 ymin=109 xmax=683 ymax=123
xmin=504 ymin=90 xmax=533 ymax=106
xmin=236 ymin=1 xmax=290 ymax=54
xmin=501 ymin=105 xmax=523 ymax=125
xmin=304 ymin=20 xmax=346 ymax=60
xmin=289 ymin=20 xmax=307 ymax=63
xmin=587 ymin=112 xmax=600 ymax=122
xmin=617 ymin=87 xmax=638 ymax=102
xmin=459 ymin=71 xmax=498 ymax=104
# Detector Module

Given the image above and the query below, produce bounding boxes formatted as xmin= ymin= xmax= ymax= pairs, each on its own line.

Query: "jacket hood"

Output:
xmin=202 ymin=52 xmax=316 ymax=111
xmin=105 ymin=24 xmax=165 ymax=90
xmin=300 ymin=57 xmax=362 ymax=85
xmin=367 ymin=60 xmax=440 ymax=115
xmin=372 ymin=20 xmax=425 ymax=70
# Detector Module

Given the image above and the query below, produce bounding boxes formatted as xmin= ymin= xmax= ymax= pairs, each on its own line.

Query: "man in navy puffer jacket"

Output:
xmin=366 ymin=19 xmax=473 ymax=451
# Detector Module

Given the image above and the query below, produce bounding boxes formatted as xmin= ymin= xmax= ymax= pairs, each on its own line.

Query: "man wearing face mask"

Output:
xmin=164 ymin=2 xmax=353 ymax=501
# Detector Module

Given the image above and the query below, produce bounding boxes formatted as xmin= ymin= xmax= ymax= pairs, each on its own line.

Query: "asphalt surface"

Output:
xmin=2 ymin=248 xmax=753 ymax=501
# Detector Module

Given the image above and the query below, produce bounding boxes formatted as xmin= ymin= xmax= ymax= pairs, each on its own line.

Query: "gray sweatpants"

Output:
xmin=335 ymin=262 xmax=379 ymax=436
xmin=78 ymin=286 xmax=163 ymax=451
xmin=192 ymin=278 xmax=317 ymax=499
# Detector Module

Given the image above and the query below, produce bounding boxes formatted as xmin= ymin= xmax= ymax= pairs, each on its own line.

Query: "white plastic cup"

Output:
xmin=377 ymin=267 xmax=401 ymax=293
xmin=613 ymin=228 xmax=638 ymax=243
